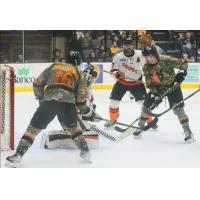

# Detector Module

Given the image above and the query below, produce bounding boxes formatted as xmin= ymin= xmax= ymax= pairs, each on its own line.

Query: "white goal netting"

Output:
xmin=0 ymin=64 xmax=15 ymax=151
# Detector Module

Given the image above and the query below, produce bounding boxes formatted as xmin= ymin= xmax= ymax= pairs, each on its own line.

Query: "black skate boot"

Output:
xmin=133 ymin=129 xmax=142 ymax=139
xmin=6 ymin=153 xmax=22 ymax=168
xmin=184 ymin=129 xmax=195 ymax=143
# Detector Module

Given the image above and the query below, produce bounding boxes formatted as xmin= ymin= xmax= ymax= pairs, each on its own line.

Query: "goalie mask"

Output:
xmin=80 ymin=63 xmax=98 ymax=86
xmin=123 ymin=35 xmax=134 ymax=57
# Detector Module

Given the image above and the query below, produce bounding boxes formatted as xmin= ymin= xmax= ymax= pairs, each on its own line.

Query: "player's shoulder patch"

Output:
xmin=119 ymin=58 xmax=127 ymax=62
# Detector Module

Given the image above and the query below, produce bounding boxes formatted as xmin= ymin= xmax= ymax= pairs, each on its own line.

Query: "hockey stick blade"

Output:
xmin=115 ymin=117 xmax=158 ymax=133
xmin=114 ymin=118 xmax=139 ymax=133
xmin=114 ymin=117 xmax=159 ymax=142
xmin=94 ymin=116 xmax=148 ymax=130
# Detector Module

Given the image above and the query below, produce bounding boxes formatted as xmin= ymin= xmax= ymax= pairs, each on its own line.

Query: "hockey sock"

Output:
xmin=109 ymin=107 xmax=119 ymax=121
xmin=16 ymin=135 xmax=34 ymax=156
xmin=173 ymin=107 xmax=191 ymax=132
xmin=71 ymin=130 xmax=89 ymax=151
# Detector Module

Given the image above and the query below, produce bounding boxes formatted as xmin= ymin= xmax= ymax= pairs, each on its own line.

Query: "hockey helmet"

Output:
xmin=67 ymin=51 xmax=82 ymax=66
xmin=142 ymin=45 xmax=159 ymax=58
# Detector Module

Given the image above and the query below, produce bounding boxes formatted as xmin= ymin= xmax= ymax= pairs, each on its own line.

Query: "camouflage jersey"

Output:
xmin=33 ymin=62 xmax=89 ymax=107
xmin=143 ymin=55 xmax=188 ymax=94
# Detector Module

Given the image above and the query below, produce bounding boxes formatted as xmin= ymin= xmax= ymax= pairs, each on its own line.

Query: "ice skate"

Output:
xmin=184 ymin=129 xmax=196 ymax=143
xmin=104 ymin=120 xmax=117 ymax=129
xmin=133 ymin=129 xmax=142 ymax=139
xmin=78 ymin=137 xmax=92 ymax=163
xmin=6 ymin=153 xmax=22 ymax=168
xmin=147 ymin=121 xmax=158 ymax=129
xmin=80 ymin=149 xmax=92 ymax=163
xmin=129 ymin=92 xmax=134 ymax=100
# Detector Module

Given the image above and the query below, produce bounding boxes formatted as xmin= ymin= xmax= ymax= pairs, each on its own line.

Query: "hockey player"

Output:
xmin=104 ymin=35 xmax=155 ymax=129
xmin=134 ymin=45 xmax=195 ymax=143
xmin=41 ymin=63 xmax=102 ymax=149
xmin=6 ymin=51 xmax=96 ymax=167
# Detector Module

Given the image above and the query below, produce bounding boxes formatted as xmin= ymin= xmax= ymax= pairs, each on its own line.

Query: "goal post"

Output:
xmin=0 ymin=64 xmax=15 ymax=151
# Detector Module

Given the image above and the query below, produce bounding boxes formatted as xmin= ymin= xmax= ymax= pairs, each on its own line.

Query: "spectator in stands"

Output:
xmin=0 ymin=51 xmax=8 ymax=63
xmin=109 ymin=41 xmax=121 ymax=57
xmin=87 ymin=50 xmax=98 ymax=62
xmin=81 ymin=31 xmax=92 ymax=49
xmin=151 ymin=40 xmax=164 ymax=55
xmin=98 ymin=45 xmax=110 ymax=62
xmin=182 ymin=42 xmax=197 ymax=62
xmin=178 ymin=31 xmax=196 ymax=54
xmin=52 ymin=48 xmax=61 ymax=62
xmin=16 ymin=53 xmax=23 ymax=63
xmin=68 ymin=32 xmax=83 ymax=58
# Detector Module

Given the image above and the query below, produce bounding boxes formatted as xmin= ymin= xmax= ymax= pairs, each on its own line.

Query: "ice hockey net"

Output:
xmin=0 ymin=64 xmax=15 ymax=150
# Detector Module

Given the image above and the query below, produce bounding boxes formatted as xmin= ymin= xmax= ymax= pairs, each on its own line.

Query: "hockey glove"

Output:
xmin=150 ymin=93 xmax=162 ymax=110
xmin=113 ymin=71 xmax=125 ymax=80
xmin=175 ymin=70 xmax=187 ymax=83
xmin=82 ymin=109 xmax=101 ymax=122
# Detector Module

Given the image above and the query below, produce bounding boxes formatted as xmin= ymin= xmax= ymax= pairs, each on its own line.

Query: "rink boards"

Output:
xmin=1 ymin=62 xmax=199 ymax=92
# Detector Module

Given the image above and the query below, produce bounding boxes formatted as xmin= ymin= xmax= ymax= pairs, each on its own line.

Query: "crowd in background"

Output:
xmin=0 ymin=30 xmax=200 ymax=63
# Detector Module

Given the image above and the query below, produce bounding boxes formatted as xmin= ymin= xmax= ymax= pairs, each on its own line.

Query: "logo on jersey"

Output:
xmin=120 ymin=58 xmax=127 ymax=62
xmin=137 ymin=57 xmax=140 ymax=62
xmin=122 ymin=63 xmax=138 ymax=74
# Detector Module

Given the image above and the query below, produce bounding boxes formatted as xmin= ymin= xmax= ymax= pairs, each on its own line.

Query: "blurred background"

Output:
xmin=0 ymin=30 xmax=200 ymax=64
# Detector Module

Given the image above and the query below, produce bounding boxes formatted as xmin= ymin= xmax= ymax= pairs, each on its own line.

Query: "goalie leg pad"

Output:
xmin=42 ymin=129 xmax=99 ymax=149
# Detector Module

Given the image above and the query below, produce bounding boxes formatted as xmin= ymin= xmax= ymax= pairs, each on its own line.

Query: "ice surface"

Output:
xmin=1 ymin=89 xmax=200 ymax=168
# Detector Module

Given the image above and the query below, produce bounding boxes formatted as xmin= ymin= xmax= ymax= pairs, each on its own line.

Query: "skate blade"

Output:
xmin=5 ymin=160 xmax=19 ymax=168
xmin=185 ymin=138 xmax=196 ymax=144
xmin=82 ymin=158 xmax=92 ymax=163
xmin=133 ymin=134 xmax=142 ymax=139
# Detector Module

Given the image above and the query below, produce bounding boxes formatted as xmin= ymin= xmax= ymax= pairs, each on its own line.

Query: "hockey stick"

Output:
xmin=89 ymin=125 xmax=117 ymax=142
xmin=77 ymin=115 xmax=117 ymax=142
xmin=114 ymin=117 xmax=159 ymax=142
xmin=144 ymin=88 xmax=200 ymax=117
xmin=114 ymin=83 xmax=180 ymax=133
xmin=94 ymin=116 xmax=158 ymax=131
xmin=114 ymin=118 xmax=139 ymax=132
xmin=103 ymin=69 xmax=143 ymax=83
xmin=149 ymin=82 xmax=180 ymax=109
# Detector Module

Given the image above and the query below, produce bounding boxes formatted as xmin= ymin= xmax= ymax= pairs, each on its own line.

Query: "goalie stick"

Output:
xmin=77 ymin=115 xmax=117 ymax=142
xmin=143 ymin=88 xmax=200 ymax=117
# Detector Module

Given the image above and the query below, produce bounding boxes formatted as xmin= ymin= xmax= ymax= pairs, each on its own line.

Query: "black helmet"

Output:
xmin=123 ymin=35 xmax=133 ymax=45
xmin=142 ymin=45 xmax=159 ymax=58
xmin=67 ymin=51 xmax=82 ymax=66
